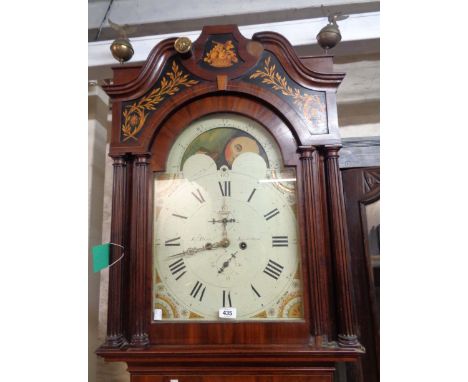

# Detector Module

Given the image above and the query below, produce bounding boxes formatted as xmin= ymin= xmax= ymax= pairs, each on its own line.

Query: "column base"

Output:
xmin=337 ymin=334 xmax=364 ymax=350
xmin=101 ymin=334 xmax=128 ymax=349
xmin=129 ymin=333 xmax=150 ymax=348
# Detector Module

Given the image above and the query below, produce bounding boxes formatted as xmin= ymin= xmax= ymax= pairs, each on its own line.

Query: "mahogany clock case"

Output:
xmin=97 ymin=24 xmax=363 ymax=380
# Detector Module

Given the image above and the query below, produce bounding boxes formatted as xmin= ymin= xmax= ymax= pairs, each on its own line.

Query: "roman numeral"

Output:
xmin=190 ymin=281 xmax=206 ymax=301
xmin=218 ymin=181 xmax=231 ymax=197
xmin=263 ymin=259 xmax=284 ymax=280
xmin=222 ymin=290 xmax=232 ymax=307
xmin=191 ymin=189 xmax=205 ymax=204
xmin=247 ymin=188 xmax=256 ymax=202
xmin=264 ymin=208 xmax=280 ymax=221
xmin=272 ymin=236 xmax=289 ymax=247
xmin=251 ymin=284 xmax=261 ymax=298
xmin=168 ymin=258 xmax=186 ymax=280
xmin=165 ymin=237 xmax=181 ymax=246
xmin=172 ymin=213 xmax=188 ymax=219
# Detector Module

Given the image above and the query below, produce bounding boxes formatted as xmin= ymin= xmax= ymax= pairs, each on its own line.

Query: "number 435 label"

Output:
xmin=219 ymin=307 xmax=237 ymax=319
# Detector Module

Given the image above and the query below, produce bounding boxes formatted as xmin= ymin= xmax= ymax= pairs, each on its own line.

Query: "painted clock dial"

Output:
xmin=152 ymin=113 xmax=303 ymax=321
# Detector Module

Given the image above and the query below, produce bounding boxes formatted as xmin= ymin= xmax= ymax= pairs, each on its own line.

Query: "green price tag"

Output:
xmin=92 ymin=243 xmax=110 ymax=272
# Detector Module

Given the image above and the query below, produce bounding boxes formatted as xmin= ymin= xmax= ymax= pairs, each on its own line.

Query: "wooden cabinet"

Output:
xmin=97 ymin=24 xmax=364 ymax=380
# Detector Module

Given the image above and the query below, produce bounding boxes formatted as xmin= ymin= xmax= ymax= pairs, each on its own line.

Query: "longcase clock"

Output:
xmin=97 ymin=24 xmax=364 ymax=382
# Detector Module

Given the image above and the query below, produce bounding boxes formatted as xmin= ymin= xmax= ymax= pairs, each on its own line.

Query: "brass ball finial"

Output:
xmin=316 ymin=24 xmax=342 ymax=53
xmin=107 ymin=18 xmax=136 ymax=64
xmin=110 ymin=38 xmax=134 ymax=63
xmin=174 ymin=37 xmax=192 ymax=55
xmin=316 ymin=6 xmax=349 ymax=54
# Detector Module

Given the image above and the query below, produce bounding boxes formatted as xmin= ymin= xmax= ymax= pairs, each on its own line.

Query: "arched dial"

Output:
xmin=153 ymin=114 xmax=303 ymax=321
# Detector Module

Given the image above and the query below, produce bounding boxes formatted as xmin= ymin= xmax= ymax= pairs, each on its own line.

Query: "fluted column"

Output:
xmin=103 ymin=155 xmax=129 ymax=349
xmin=299 ymin=146 xmax=329 ymax=346
xmin=324 ymin=145 xmax=360 ymax=348
xmin=129 ymin=154 xmax=150 ymax=348
xmin=318 ymin=150 xmax=334 ymax=340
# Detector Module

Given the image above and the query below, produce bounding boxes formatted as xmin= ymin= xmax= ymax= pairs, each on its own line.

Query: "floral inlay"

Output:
xmin=249 ymin=56 xmax=326 ymax=129
xmin=203 ymin=40 xmax=238 ymax=68
xmin=121 ymin=61 xmax=199 ymax=142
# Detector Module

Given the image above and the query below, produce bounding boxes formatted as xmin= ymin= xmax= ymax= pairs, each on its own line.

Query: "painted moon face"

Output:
xmin=224 ymin=136 xmax=260 ymax=166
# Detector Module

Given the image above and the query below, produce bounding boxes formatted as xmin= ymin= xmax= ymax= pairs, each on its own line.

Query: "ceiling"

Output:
xmin=88 ymin=0 xmax=379 ymax=42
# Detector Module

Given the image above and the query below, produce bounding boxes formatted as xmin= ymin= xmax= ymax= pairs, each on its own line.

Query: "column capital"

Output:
xmin=110 ymin=154 xmax=127 ymax=166
xmin=324 ymin=145 xmax=342 ymax=158
xmin=298 ymin=145 xmax=318 ymax=159
xmin=135 ymin=152 xmax=151 ymax=165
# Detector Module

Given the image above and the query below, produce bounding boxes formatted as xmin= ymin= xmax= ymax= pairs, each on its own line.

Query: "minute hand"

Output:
xmin=167 ymin=240 xmax=225 ymax=259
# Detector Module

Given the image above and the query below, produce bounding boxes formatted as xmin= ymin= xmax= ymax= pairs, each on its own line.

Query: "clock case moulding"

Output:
xmin=97 ymin=24 xmax=364 ymax=379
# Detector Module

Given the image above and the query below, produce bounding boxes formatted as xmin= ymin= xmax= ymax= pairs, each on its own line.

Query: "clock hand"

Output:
xmin=208 ymin=218 xmax=236 ymax=224
xmin=217 ymin=251 xmax=238 ymax=274
xmin=167 ymin=240 xmax=227 ymax=259
xmin=208 ymin=217 xmax=236 ymax=248
xmin=220 ymin=217 xmax=230 ymax=248
xmin=214 ymin=197 xmax=234 ymax=246
xmin=172 ymin=201 xmax=234 ymax=261
xmin=167 ymin=212 xmax=234 ymax=260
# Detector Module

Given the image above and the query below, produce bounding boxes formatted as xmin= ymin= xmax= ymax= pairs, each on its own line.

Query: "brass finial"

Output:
xmin=174 ymin=37 xmax=192 ymax=56
xmin=108 ymin=18 xmax=136 ymax=64
xmin=316 ymin=6 xmax=349 ymax=54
